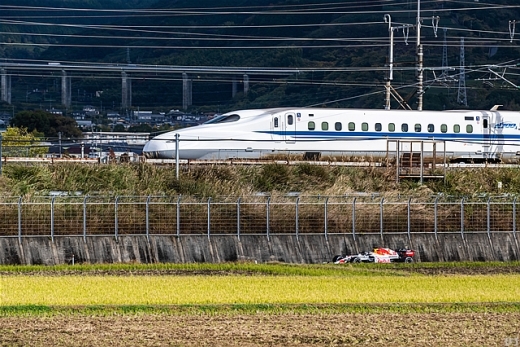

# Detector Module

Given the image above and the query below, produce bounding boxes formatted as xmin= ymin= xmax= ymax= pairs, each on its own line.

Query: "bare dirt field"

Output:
xmin=1 ymin=312 xmax=519 ymax=347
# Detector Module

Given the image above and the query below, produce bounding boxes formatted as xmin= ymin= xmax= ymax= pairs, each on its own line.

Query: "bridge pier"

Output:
xmin=61 ymin=70 xmax=71 ymax=108
xmin=121 ymin=71 xmax=132 ymax=112
xmin=1 ymin=69 xmax=11 ymax=104
xmin=243 ymin=73 xmax=249 ymax=94
xmin=182 ymin=73 xmax=192 ymax=110
xmin=232 ymin=74 xmax=250 ymax=98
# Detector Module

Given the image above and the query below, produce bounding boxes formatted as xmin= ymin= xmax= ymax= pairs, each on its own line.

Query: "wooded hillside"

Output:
xmin=2 ymin=0 xmax=520 ymax=112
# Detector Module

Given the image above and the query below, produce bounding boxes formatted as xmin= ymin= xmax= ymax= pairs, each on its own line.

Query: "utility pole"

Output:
xmin=416 ymin=0 xmax=424 ymax=111
xmin=457 ymin=37 xmax=468 ymax=107
xmin=384 ymin=14 xmax=394 ymax=110
xmin=440 ymin=28 xmax=449 ymax=80
xmin=384 ymin=15 xmax=412 ymax=110
xmin=385 ymin=0 xmax=438 ymax=111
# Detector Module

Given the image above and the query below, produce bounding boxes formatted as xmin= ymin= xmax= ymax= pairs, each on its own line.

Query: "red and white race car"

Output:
xmin=332 ymin=248 xmax=415 ymax=264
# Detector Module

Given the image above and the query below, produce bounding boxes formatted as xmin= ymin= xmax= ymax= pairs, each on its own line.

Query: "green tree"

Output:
xmin=1 ymin=126 xmax=47 ymax=157
xmin=11 ymin=110 xmax=50 ymax=134
xmin=113 ymin=124 xmax=126 ymax=132
xmin=11 ymin=110 xmax=83 ymax=139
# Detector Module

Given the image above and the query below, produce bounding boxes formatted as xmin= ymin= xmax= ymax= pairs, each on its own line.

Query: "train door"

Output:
xmin=283 ymin=112 xmax=297 ymax=143
xmin=272 ymin=115 xmax=282 ymax=142
xmin=481 ymin=113 xmax=491 ymax=159
xmin=481 ymin=111 xmax=504 ymax=160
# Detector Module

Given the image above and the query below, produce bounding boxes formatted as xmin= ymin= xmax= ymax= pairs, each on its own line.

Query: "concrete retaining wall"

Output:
xmin=0 ymin=232 xmax=518 ymax=265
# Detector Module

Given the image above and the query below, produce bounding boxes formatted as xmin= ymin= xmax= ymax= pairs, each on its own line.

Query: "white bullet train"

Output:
xmin=142 ymin=106 xmax=520 ymax=163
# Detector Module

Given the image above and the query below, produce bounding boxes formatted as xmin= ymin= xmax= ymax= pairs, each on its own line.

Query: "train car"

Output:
xmin=142 ymin=106 xmax=520 ymax=163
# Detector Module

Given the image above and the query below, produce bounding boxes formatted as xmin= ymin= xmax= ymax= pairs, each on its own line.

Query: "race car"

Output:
xmin=332 ymin=247 xmax=415 ymax=264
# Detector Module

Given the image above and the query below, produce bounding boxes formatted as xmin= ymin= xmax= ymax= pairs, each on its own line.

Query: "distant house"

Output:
xmin=83 ymin=105 xmax=99 ymax=116
xmin=76 ymin=120 xmax=93 ymax=130
xmin=72 ymin=112 xmax=86 ymax=120
xmin=0 ymin=112 xmax=11 ymax=122
xmin=47 ymin=108 xmax=63 ymax=115
xmin=133 ymin=110 xmax=152 ymax=121
xmin=107 ymin=112 xmax=120 ymax=122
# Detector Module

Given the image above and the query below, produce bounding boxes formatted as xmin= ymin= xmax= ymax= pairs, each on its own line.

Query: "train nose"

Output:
xmin=143 ymin=150 xmax=158 ymax=159
xmin=142 ymin=139 xmax=167 ymax=159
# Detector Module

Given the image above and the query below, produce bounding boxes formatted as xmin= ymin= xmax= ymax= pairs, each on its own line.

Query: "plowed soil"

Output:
xmin=1 ymin=312 xmax=519 ymax=346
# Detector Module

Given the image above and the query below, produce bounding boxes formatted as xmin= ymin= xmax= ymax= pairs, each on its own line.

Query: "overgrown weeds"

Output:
xmin=1 ymin=163 xmax=520 ymax=197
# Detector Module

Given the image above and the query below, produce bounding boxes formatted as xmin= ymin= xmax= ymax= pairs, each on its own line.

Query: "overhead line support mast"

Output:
xmin=384 ymin=0 xmax=439 ymax=111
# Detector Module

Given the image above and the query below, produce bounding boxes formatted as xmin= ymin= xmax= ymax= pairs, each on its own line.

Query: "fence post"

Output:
xmin=50 ymin=196 xmax=55 ymax=242
xmin=266 ymin=197 xmax=271 ymax=241
xmin=380 ymin=197 xmax=385 ymax=239
xmin=17 ymin=197 xmax=22 ymax=243
xmin=407 ymin=197 xmax=412 ymax=242
xmin=352 ymin=197 xmax=357 ymax=241
xmin=434 ymin=196 xmax=439 ymax=240
xmin=513 ymin=197 xmax=517 ymax=238
xmin=295 ymin=197 xmax=300 ymax=240
xmin=83 ymin=196 xmax=88 ymax=243
xmin=145 ymin=196 xmax=151 ymax=242
xmin=460 ymin=197 xmax=465 ymax=240
xmin=207 ymin=197 xmax=211 ymax=240
xmin=324 ymin=197 xmax=329 ymax=241
xmin=115 ymin=196 xmax=120 ymax=241
xmin=237 ymin=197 xmax=241 ymax=241
xmin=176 ymin=195 xmax=181 ymax=237
xmin=175 ymin=133 xmax=180 ymax=181
xmin=487 ymin=197 xmax=491 ymax=240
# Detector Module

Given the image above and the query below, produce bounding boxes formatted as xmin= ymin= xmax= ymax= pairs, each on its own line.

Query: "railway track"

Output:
xmin=2 ymin=156 xmax=520 ymax=168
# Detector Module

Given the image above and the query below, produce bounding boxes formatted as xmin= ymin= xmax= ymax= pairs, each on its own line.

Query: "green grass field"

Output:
xmin=1 ymin=262 xmax=520 ymax=314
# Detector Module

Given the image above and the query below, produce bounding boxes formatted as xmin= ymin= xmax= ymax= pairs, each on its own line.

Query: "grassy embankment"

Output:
xmin=0 ymin=162 xmax=520 ymax=197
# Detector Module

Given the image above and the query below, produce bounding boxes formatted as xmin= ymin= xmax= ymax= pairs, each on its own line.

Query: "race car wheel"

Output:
xmin=404 ymin=257 xmax=414 ymax=263
xmin=332 ymin=255 xmax=343 ymax=263
xmin=352 ymin=257 xmax=361 ymax=263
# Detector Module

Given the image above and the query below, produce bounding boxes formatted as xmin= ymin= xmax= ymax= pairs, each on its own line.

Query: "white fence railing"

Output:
xmin=0 ymin=195 xmax=517 ymax=241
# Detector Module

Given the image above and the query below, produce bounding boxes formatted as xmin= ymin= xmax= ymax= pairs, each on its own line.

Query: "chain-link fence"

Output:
xmin=0 ymin=194 xmax=518 ymax=240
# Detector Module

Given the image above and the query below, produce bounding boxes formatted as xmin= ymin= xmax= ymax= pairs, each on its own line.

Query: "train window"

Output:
xmin=375 ymin=123 xmax=382 ymax=132
xmin=322 ymin=122 xmax=329 ymax=131
xmin=388 ymin=123 xmax=395 ymax=132
xmin=427 ymin=124 xmax=434 ymax=132
xmin=483 ymin=119 xmax=488 ymax=128
xmin=287 ymin=115 xmax=294 ymax=125
xmin=204 ymin=114 xmax=240 ymax=124
xmin=454 ymin=124 xmax=460 ymax=133
xmin=466 ymin=124 xmax=473 ymax=133
xmin=335 ymin=122 xmax=342 ymax=131
xmin=401 ymin=124 xmax=408 ymax=132
xmin=362 ymin=122 xmax=369 ymax=131
xmin=274 ymin=117 xmax=279 ymax=128
xmin=441 ymin=124 xmax=447 ymax=133
xmin=308 ymin=121 xmax=315 ymax=130
xmin=415 ymin=124 xmax=421 ymax=132
xmin=348 ymin=122 xmax=355 ymax=131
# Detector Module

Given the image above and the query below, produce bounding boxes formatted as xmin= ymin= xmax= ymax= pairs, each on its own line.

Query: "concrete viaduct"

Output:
xmin=0 ymin=62 xmax=301 ymax=110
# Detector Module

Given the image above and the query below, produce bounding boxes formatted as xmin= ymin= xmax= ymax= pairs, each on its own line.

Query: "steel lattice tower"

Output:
xmin=457 ymin=37 xmax=468 ymax=106
xmin=440 ymin=28 xmax=449 ymax=80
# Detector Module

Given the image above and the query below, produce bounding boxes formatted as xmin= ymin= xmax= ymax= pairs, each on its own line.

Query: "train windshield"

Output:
xmin=204 ymin=114 xmax=240 ymax=124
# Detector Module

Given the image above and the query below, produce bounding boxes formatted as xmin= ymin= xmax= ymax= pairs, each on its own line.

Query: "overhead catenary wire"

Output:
xmin=1 ymin=1 xmax=520 ymax=108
